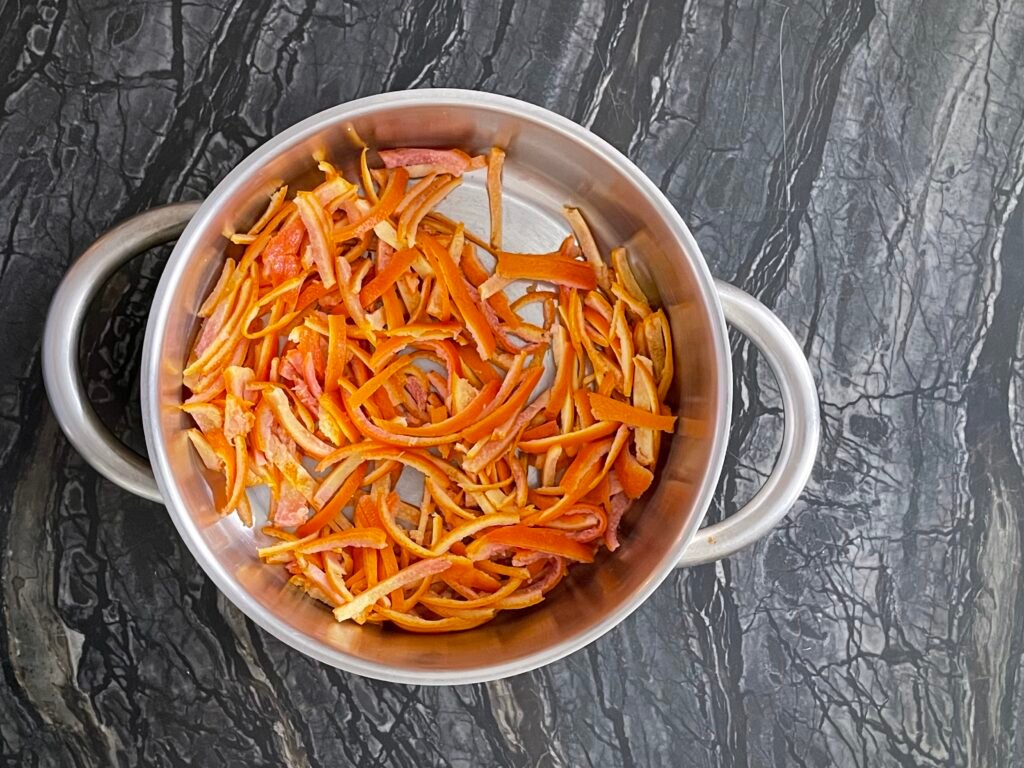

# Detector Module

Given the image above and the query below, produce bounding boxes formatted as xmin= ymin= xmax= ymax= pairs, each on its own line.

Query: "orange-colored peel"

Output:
xmin=183 ymin=145 xmax=675 ymax=634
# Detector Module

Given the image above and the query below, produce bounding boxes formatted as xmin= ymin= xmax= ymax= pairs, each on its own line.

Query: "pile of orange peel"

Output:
xmin=182 ymin=145 xmax=676 ymax=632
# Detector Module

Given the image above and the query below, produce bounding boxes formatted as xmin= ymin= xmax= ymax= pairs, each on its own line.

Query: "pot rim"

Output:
xmin=141 ymin=88 xmax=732 ymax=685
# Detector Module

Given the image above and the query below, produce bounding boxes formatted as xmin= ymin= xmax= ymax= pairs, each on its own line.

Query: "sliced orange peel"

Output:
xmin=182 ymin=144 xmax=677 ymax=632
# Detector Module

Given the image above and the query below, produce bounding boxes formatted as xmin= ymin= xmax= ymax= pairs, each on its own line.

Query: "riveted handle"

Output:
xmin=43 ymin=203 xmax=201 ymax=502
xmin=678 ymin=281 xmax=820 ymax=566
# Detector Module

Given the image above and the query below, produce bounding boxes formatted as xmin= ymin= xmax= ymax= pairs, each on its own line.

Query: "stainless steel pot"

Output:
xmin=43 ymin=89 xmax=819 ymax=684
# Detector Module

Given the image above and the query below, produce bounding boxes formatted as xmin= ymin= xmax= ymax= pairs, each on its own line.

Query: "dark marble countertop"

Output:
xmin=1 ymin=0 xmax=1018 ymax=765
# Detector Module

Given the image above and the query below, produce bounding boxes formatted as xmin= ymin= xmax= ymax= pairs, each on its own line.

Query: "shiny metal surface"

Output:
xmin=677 ymin=281 xmax=820 ymax=567
xmin=46 ymin=89 xmax=818 ymax=684
xmin=42 ymin=203 xmax=201 ymax=502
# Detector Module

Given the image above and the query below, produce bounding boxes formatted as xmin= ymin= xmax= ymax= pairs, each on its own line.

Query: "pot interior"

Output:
xmin=147 ymin=92 xmax=727 ymax=683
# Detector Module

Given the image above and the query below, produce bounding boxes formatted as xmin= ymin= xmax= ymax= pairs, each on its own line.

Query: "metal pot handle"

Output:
xmin=677 ymin=281 xmax=820 ymax=567
xmin=42 ymin=203 xmax=201 ymax=503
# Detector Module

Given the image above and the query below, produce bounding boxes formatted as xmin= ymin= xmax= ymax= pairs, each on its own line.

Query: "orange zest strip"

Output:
xmin=496 ymin=251 xmax=597 ymax=290
xmin=348 ymin=356 xmax=416 ymax=410
xmin=546 ymin=323 xmax=575 ymax=418
xmin=296 ymin=528 xmax=388 ymax=553
xmin=458 ymin=344 xmax=500 ymax=385
xmin=295 ymin=192 xmax=336 ymax=289
xmin=297 ymin=463 xmax=367 ymax=537
xmin=520 ymin=420 xmax=559 ymax=442
xmin=372 ymin=379 xmax=499 ymax=438
xmin=563 ymin=206 xmax=610 ymax=290
xmin=264 ymin=388 xmax=335 ymax=459
xmin=466 ymin=525 xmax=595 ymax=563
xmin=360 ymin=247 xmax=420 ymax=307
xmin=422 ymin=578 xmax=522 ymax=610
xmin=374 ymin=607 xmax=493 ymax=633
xmin=613 ymin=445 xmax=654 ymax=500
xmin=461 ymin=365 xmax=544 ymax=443
xmin=419 ymin=232 xmax=496 ymax=360
xmin=518 ymin=420 xmax=620 ymax=453
xmin=342 ymin=394 xmax=466 ymax=448
xmin=333 ymin=558 xmax=453 ymax=622
xmin=487 ymin=147 xmax=505 ymax=250
xmin=324 ymin=314 xmax=348 ymax=393
xmin=588 ymin=392 xmax=677 ymax=432
xmin=334 ymin=167 xmax=409 ymax=243
xmin=318 ymin=391 xmax=359 ymax=443
xmin=458 ymin=244 xmax=521 ymax=327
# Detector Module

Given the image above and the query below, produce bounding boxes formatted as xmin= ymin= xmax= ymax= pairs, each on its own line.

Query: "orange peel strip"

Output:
xmin=419 ymin=232 xmax=496 ymax=360
xmin=333 ymin=557 xmax=452 ymax=622
xmin=466 ymin=525 xmax=595 ymax=563
xmin=496 ymin=251 xmax=597 ymax=290
xmin=588 ymin=392 xmax=677 ymax=432
xmin=360 ymin=247 xmax=420 ymax=307
xmin=518 ymin=420 xmax=620 ymax=454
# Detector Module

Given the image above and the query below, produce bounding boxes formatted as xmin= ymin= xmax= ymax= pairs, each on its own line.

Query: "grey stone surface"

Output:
xmin=1 ymin=0 xmax=1018 ymax=765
